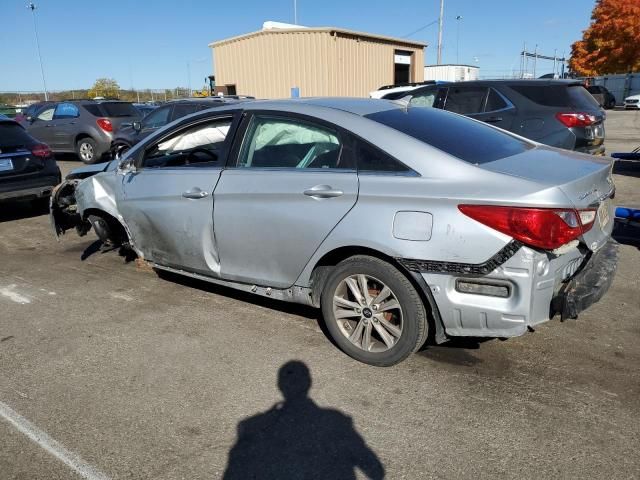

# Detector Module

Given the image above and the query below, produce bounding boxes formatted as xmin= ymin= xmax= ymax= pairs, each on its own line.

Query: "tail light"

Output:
xmin=96 ymin=118 xmax=113 ymax=132
xmin=555 ymin=112 xmax=597 ymax=128
xmin=31 ymin=143 xmax=52 ymax=158
xmin=458 ymin=205 xmax=596 ymax=250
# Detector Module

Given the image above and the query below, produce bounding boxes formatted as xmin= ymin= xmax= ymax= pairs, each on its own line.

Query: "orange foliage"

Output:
xmin=569 ymin=0 xmax=640 ymax=76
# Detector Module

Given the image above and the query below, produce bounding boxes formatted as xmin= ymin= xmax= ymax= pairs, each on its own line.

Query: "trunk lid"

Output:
xmin=481 ymin=146 xmax=615 ymax=251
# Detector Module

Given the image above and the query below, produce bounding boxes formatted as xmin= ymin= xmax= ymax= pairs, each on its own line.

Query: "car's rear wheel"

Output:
xmin=76 ymin=137 xmax=98 ymax=164
xmin=321 ymin=255 xmax=428 ymax=366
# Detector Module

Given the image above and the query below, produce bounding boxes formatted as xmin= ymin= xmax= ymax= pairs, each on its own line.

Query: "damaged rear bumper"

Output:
xmin=553 ymin=240 xmax=619 ymax=320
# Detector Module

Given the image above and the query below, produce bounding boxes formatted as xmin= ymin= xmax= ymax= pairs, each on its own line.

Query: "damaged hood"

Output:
xmin=66 ymin=160 xmax=119 ymax=180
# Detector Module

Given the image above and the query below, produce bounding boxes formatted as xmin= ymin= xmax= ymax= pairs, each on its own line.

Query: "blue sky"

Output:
xmin=0 ymin=0 xmax=594 ymax=92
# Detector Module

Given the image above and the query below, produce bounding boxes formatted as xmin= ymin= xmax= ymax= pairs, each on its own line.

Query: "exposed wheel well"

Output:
xmin=82 ymin=208 xmax=129 ymax=246
xmin=309 ymin=245 xmax=447 ymax=345
xmin=75 ymin=133 xmax=93 ymax=146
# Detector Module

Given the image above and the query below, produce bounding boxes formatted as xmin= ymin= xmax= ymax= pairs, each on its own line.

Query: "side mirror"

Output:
xmin=132 ymin=121 xmax=141 ymax=132
xmin=27 ymin=116 xmax=35 ymax=123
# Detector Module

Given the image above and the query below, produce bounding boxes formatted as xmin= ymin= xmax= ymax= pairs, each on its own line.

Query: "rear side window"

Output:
xmin=566 ymin=85 xmax=601 ymax=109
xmin=365 ymin=107 xmax=532 ymax=164
xmin=443 ymin=87 xmax=488 ymax=114
xmin=100 ymin=102 xmax=139 ymax=117
xmin=82 ymin=104 xmax=102 ymax=116
xmin=485 ymin=89 xmax=508 ymax=112
xmin=511 ymin=84 xmax=600 ymax=110
xmin=0 ymin=122 xmax=32 ymax=147
xmin=357 ymin=140 xmax=411 ymax=173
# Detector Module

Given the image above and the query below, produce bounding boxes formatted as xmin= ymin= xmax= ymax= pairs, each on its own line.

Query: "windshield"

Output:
xmin=365 ymin=107 xmax=532 ymax=164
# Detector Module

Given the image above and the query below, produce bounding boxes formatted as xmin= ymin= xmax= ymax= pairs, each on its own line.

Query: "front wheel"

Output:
xmin=321 ymin=255 xmax=428 ymax=366
xmin=76 ymin=137 xmax=98 ymax=164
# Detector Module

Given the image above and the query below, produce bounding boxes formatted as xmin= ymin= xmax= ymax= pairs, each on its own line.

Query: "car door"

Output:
xmin=26 ymin=105 xmax=56 ymax=145
xmin=213 ymin=112 xmax=359 ymax=288
xmin=118 ymin=112 xmax=239 ymax=274
xmin=469 ymin=88 xmax=516 ymax=131
xmin=51 ymin=102 xmax=80 ymax=150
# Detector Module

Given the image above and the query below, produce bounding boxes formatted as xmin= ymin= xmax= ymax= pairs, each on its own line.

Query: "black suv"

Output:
xmin=110 ymin=97 xmax=254 ymax=158
xmin=586 ymin=85 xmax=616 ymax=109
xmin=0 ymin=118 xmax=61 ymax=206
xmin=403 ymin=80 xmax=605 ymax=155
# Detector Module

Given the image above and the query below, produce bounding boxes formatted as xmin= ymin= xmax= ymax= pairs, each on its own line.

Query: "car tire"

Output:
xmin=320 ymin=255 xmax=428 ymax=366
xmin=76 ymin=137 xmax=98 ymax=164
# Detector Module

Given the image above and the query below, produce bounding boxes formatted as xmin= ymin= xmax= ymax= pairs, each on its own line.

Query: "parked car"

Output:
xmin=624 ymin=94 xmax=640 ymax=109
xmin=586 ymin=85 xmax=616 ymax=109
xmin=24 ymin=100 xmax=141 ymax=164
xmin=133 ymin=103 xmax=159 ymax=117
xmin=51 ymin=98 xmax=617 ymax=366
xmin=399 ymin=80 xmax=606 ymax=155
xmin=14 ymin=101 xmax=55 ymax=124
xmin=110 ymin=97 xmax=253 ymax=158
xmin=0 ymin=117 xmax=61 ymax=207
xmin=369 ymin=81 xmax=444 ymax=100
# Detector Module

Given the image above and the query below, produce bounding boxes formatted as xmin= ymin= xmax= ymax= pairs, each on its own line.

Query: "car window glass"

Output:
xmin=238 ymin=116 xmax=347 ymax=170
xmin=100 ymin=102 xmax=139 ymax=117
xmin=82 ymin=104 xmax=102 ymax=117
xmin=36 ymin=107 xmax=54 ymax=121
xmin=357 ymin=140 xmax=411 ymax=173
xmin=143 ymin=117 xmax=232 ymax=169
xmin=444 ymin=87 xmax=488 ymax=114
xmin=53 ymin=103 xmax=79 ymax=119
xmin=171 ymin=104 xmax=199 ymax=121
xmin=143 ymin=106 xmax=171 ymax=128
xmin=485 ymin=89 xmax=508 ymax=112
xmin=409 ymin=87 xmax=438 ymax=107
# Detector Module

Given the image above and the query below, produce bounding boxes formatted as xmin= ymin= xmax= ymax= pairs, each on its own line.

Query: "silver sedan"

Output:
xmin=51 ymin=98 xmax=617 ymax=366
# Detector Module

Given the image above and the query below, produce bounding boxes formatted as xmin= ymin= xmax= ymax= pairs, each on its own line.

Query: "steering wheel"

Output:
xmin=185 ymin=148 xmax=218 ymax=165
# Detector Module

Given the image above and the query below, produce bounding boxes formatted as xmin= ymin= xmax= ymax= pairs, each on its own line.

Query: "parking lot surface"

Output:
xmin=1 ymin=110 xmax=639 ymax=479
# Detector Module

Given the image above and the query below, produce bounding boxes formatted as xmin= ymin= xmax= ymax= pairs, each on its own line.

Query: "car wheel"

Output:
xmin=321 ymin=255 xmax=428 ymax=366
xmin=76 ymin=137 xmax=98 ymax=164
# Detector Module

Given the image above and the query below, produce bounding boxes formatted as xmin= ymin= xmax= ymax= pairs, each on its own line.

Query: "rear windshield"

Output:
xmin=99 ymin=102 xmax=139 ymax=117
xmin=0 ymin=122 xmax=32 ymax=147
xmin=511 ymin=84 xmax=600 ymax=110
xmin=365 ymin=107 xmax=532 ymax=164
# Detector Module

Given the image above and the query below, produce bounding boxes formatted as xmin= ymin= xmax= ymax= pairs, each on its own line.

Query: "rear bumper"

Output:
xmin=0 ymin=170 xmax=61 ymax=201
xmin=575 ymin=144 xmax=606 ymax=156
xmin=552 ymin=240 xmax=618 ymax=320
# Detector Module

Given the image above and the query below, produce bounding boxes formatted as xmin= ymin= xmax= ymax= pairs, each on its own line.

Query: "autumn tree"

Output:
xmin=88 ymin=78 xmax=120 ymax=99
xmin=569 ymin=0 xmax=640 ymax=76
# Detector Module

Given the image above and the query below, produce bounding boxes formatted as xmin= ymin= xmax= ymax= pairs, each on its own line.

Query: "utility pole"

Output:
xmin=533 ymin=44 xmax=538 ymax=78
xmin=27 ymin=3 xmax=48 ymax=101
xmin=455 ymin=15 xmax=462 ymax=64
xmin=294 ymin=0 xmax=298 ymax=24
xmin=437 ymin=0 xmax=444 ymax=64
xmin=187 ymin=61 xmax=191 ymax=97
xmin=553 ymin=48 xmax=557 ymax=78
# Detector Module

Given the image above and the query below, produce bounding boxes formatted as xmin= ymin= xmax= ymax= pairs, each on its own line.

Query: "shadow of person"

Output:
xmin=223 ymin=361 xmax=385 ymax=480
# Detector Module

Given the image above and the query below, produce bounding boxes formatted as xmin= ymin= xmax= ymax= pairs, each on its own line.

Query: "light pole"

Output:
xmin=455 ymin=15 xmax=462 ymax=64
xmin=27 ymin=3 xmax=48 ymax=101
xmin=437 ymin=0 xmax=444 ymax=64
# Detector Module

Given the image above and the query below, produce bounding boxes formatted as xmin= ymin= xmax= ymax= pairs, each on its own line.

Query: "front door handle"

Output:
xmin=484 ymin=117 xmax=503 ymax=123
xmin=182 ymin=187 xmax=209 ymax=199
xmin=303 ymin=184 xmax=344 ymax=199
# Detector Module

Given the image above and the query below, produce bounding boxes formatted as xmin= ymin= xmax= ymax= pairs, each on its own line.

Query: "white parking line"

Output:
xmin=0 ymin=400 xmax=111 ymax=480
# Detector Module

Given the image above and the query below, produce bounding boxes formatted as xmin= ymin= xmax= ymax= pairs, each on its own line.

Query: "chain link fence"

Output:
xmin=0 ymin=88 xmax=196 ymax=107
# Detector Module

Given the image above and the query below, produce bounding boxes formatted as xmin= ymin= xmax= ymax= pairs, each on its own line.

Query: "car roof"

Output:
xmin=240 ymin=97 xmax=400 ymax=116
xmin=429 ymin=79 xmax=584 ymax=88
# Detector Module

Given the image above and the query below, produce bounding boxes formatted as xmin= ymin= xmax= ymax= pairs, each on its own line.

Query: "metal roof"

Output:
xmin=209 ymin=27 xmax=427 ymax=49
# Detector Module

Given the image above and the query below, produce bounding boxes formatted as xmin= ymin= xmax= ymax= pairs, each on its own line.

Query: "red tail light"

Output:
xmin=31 ymin=143 xmax=52 ymax=158
xmin=96 ymin=118 xmax=113 ymax=132
xmin=458 ymin=205 xmax=596 ymax=250
xmin=555 ymin=112 xmax=596 ymax=128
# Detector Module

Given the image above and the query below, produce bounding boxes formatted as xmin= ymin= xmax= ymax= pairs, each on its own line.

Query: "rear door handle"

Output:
xmin=303 ymin=184 xmax=344 ymax=198
xmin=484 ymin=117 xmax=503 ymax=123
xmin=182 ymin=187 xmax=209 ymax=199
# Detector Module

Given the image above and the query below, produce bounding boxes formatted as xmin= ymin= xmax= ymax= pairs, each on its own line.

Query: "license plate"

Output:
xmin=598 ymin=199 xmax=611 ymax=229
xmin=0 ymin=159 xmax=13 ymax=172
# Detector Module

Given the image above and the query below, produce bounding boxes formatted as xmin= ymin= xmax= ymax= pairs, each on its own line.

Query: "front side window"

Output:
xmin=143 ymin=106 xmax=171 ymax=129
xmin=36 ymin=107 xmax=54 ymax=121
xmin=54 ymin=103 xmax=79 ymax=119
xmin=443 ymin=87 xmax=488 ymax=114
xmin=171 ymin=104 xmax=199 ymax=121
xmin=237 ymin=116 xmax=348 ymax=170
xmin=143 ymin=117 xmax=232 ymax=168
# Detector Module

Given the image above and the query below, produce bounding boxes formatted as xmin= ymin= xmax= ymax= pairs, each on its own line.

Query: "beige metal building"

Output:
xmin=209 ymin=25 xmax=426 ymax=98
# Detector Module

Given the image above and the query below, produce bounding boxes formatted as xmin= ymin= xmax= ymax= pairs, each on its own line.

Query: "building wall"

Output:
xmin=212 ymin=30 xmax=424 ymax=98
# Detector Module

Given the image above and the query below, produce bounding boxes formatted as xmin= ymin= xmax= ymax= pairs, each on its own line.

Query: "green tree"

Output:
xmin=88 ymin=78 xmax=120 ymax=99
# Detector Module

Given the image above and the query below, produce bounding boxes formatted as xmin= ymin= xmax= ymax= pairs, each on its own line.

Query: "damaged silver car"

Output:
xmin=51 ymin=99 xmax=618 ymax=366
